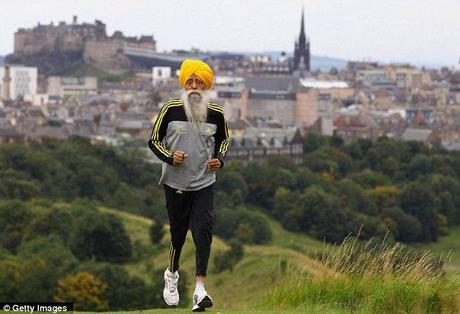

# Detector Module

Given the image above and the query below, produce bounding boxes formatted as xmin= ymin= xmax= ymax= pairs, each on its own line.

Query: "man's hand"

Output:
xmin=207 ymin=158 xmax=221 ymax=171
xmin=173 ymin=150 xmax=188 ymax=166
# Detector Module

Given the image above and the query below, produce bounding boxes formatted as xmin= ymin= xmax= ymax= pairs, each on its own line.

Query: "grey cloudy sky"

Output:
xmin=0 ymin=0 xmax=459 ymax=66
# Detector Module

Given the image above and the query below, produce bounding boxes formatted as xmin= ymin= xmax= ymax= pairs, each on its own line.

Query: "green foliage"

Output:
xmin=0 ymin=235 xmax=78 ymax=302
xmin=1 ymin=132 xmax=459 ymax=250
xmin=303 ymin=132 xmax=325 ymax=153
xmin=70 ymin=212 xmax=132 ymax=263
xmin=54 ymin=271 xmax=109 ymax=311
xmin=78 ymin=262 xmax=157 ymax=310
xmin=23 ymin=207 xmax=74 ymax=244
xmin=401 ymin=181 xmax=440 ymax=242
xmin=214 ymin=207 xmax=272 ymax=245
xmin=259 ymin=236 xmax=459 ymax=313
xmin=213 ymin=240 xmax=244 ymax=273
xmin=0 ymin=200 xmax=33 ymax=252
xmin=149 ymin=221 xmax=165 ymax=245
xmin=235 ymin=208 xmax=272 ymax=244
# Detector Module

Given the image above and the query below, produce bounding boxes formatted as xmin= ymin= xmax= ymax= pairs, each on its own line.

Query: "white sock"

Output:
xmin=195 ymin=281 xmax=205 ymax=291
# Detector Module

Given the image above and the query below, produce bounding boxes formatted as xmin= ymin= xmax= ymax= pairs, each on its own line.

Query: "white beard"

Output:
xmin=181 ymin=89 xmax=210 ymax=132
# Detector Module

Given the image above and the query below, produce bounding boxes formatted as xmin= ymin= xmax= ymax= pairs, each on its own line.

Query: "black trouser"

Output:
xmin=163 ymin=183 xmax=214 ymax=276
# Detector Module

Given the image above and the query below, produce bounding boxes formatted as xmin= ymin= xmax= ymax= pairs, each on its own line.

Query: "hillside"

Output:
xmin=100 ymin=206 xmax=460 ymax=311
xmin=99 ymin=206 xmax=327 ymax=310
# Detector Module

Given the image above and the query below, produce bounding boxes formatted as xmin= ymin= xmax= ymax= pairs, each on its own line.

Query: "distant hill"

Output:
xmin=0 ymin=55 xmax=4 ymax=65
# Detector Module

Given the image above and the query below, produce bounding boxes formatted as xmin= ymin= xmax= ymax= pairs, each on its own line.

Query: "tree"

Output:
xmin=70 ymin=212 xmax=132 ymax=263
xmin=406 ymin=154 xmax=434 ymax=180
xmin=23 ymin=207 xmax=74 ymax=244
xmin=54 ymin=272 xmax=109 ymax=311
xmin=400 ymin=181 xmax=439 ymax=242
xmin=213 ymin=240 xmax=244 ymax=273
xmin=381 ymin=207 xmax=423 ymax=243
xmin=78 ymin=263 xmax=153 ymax=310
xmin=214 ymin=208 xmax=239 ymax=240
xmin=0 ymin=200 xmax=33 ymax=252
xmin=149 ymin=220 xmax=165 ymax=245
xmin=337 ymin=179 xmax=376 ymax=215
xmin=273 ymin=187 xmax=297 ymax=219
xmin=303 ymin=132 xmax=325 ymax=153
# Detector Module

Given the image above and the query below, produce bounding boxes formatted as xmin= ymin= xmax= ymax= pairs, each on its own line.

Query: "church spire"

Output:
xmin=292 ymin=5 xmax=310 ymax=75
xmin=299 ymin=6 xmax=306 ymax=44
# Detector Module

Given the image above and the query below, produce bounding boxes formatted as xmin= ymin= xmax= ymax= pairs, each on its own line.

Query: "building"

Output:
xmin=0 ymin=65 xmax=37 ymax=101
xmin=292 ymin=8 xmax=310 ymax=76
xmin=47 ymin=76 xmax=97 ymax=97
xmin=9 ymin=16 xmax=157 ymax=74
xmin=233 ymin=76 xmax=353 ymax=126
xmin=226 ymin=127 xmax=304 ymax=162
xmin=152 ymin=66 xmax=172 ymax=86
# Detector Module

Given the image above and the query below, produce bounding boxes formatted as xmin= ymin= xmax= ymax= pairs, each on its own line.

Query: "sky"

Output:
xmin=0 ymin=0 xmax=459 ymax=66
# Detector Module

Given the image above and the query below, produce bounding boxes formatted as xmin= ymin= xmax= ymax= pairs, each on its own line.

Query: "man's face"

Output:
xmin=184 ymin=74 xmax=205 ymax=92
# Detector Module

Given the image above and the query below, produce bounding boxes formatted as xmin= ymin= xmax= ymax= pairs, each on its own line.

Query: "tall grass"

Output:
xmin=259 ymin=235 xmax=460 ymax=313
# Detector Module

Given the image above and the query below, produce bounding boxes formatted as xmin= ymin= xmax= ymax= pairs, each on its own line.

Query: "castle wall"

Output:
xmin=14 ymin=28 xmax=84 ymax=55
xmin=12 ymin=19 xmax=156 ymax=74
xmin=84 ymin=40 xmax=132 ymax=74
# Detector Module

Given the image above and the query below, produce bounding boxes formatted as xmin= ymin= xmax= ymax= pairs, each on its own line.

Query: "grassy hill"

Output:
xmin=99 ymin=206 xmax=459 ymax=312
xmin=414 ymin=227 xmax=460 ymax=278
xmin=0 ymin=201 xmax=458 ymax=313
xmin=99 ymin=206 xmax=327 ymax=310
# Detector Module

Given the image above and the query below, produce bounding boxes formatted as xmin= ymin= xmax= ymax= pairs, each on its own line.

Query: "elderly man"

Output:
xmin=148 ymin=59 xmax=229 ymax=311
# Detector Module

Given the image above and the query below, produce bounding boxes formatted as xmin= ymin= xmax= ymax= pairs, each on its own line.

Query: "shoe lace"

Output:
xmin=166 ymin=273 xmax=178 ymax=292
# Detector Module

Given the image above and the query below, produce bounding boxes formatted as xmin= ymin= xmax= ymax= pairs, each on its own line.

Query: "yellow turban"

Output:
xmin=179 ymin=59 xmax=214 ymax=89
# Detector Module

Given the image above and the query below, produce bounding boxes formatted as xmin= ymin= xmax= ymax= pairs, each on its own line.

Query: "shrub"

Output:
xmin=70 ymin=212 xmax=132 ymax=263
xmin=213 ymin=240 xmax=244 ymax=273
xmin=149 ymin=220 xmax=165 ymax=245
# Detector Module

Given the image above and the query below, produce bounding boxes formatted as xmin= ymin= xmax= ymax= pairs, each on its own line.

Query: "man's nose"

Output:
xmin=191 ymin=80 xmax=198 ymax=89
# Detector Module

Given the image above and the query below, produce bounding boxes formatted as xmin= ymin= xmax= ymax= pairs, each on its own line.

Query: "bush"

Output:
xmin=78 ymin=262 xmax=154 ymax=310
xmin=23 ymin=207 xmax=74 ymax=244
xmin=149 ymin=221 xmax=165 ymax=245
xmin=213 ymin=240 xmax=244 ymax=273
xmin=70 ymin=212 xmax=132 ymax=263
xmin=54 ymin=272 xmax=109 ymax=311
xmin=0 ymin=200 xmax=33 ymax=252
xmin=214 ymin=207 xmax=272 ymax=245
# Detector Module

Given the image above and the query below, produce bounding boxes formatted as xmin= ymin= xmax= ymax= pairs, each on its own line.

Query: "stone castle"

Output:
xmin=11 ymin=16 xmax=156 ymax=74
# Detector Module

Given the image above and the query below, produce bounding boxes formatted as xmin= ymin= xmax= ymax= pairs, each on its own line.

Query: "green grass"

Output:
xmin=99 ymin=206 xmax=460 ymax=312
xmin=258 ymin=236 xmax=460 ymax=313
xmin=413 ymin=227 xmax=460 ymax=272
xmin=98 ymin=206 xmax=326 ymax=309
xmin=64 ymin=61 xmax=135 ymax=82
xmin=2 ymin=311 xmax=306 ymax=314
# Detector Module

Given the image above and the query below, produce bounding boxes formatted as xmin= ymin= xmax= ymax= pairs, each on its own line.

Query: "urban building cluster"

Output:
xmin=1 ymin=12 xmax=460 ymax=163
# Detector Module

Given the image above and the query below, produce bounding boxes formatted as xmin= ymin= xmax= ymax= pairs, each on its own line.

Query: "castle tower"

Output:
xmin=293 ymin=7 xmax=310 ymax=77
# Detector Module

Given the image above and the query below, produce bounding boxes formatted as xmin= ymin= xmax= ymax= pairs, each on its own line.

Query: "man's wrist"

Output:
xmin=218 ymin=157 xmax=224 ymax=169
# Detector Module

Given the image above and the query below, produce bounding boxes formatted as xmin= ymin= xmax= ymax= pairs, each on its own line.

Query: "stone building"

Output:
xmin=0 ymin=65 xmax=37 ymax=101
xmin=10 ymin=16 xmax=156 ymax=74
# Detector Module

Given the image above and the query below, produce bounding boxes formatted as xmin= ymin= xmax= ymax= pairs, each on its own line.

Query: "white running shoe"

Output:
xmin=163 ymin=268 xmax=179 ymax=306
xmin=192 ymin=285 xmax=213 ymax=312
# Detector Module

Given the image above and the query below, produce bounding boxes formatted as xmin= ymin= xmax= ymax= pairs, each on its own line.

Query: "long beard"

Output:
xmin=181 ymin=89 xmax=209 ymax=131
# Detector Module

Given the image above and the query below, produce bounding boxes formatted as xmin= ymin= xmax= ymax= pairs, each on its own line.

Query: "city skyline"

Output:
xmin=0 ymin=0 xmax=459 ymax=67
